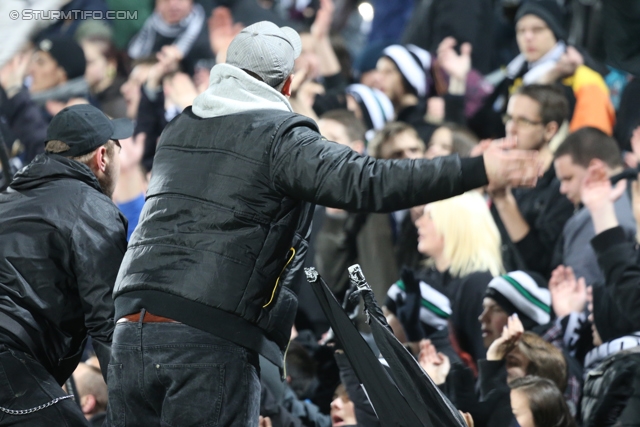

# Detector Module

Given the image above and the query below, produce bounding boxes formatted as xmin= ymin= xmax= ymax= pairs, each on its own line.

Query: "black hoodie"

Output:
xmin=0 ymin=153 xmax=127 ymax=384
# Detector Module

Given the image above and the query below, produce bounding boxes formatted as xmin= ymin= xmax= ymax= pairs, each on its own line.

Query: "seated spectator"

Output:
xmin=374 ymin=44 xmax=436 ymax=142
xmin=480 ymin=271 xmax=551 ymax=350
xmin=72 ymin=360 xmax=108 ymax=426
xmin=469 ymin=0 xmax=615 ymax=139
xmin=553 ymin=127 xmax=636 ymax=286
xmin=510 ymin=376 xmax=577 ymax=427
xmin=479 ymin=315 xmax=568 ymax=427
xmin=425 ymin=123 xmax=478 ymax=159
xmin=489 ymin=84 xmax=574 ymax=277
xmin=386 ymin=191 xmax=504 ymax=366
xmin=28 ymin=36 xmax=90 ymax=119
xmin=127 ymin=0 xmax=214 ymax=76
xmin=81 ymin=35 xmax=127 ymax=118
xmin=481 ymin=270 xmax=584 ymax=416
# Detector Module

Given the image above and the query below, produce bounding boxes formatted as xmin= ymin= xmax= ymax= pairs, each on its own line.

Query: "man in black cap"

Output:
xmin=0 ymin=104 xmax=131 ymax=426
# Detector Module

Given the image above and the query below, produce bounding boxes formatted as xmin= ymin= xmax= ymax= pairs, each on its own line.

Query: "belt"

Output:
xmin=117 ymin=311 xmax=180 ymax=324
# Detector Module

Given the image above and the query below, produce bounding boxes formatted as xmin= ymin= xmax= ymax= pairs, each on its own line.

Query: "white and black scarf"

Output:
xmin=128 ymin=3 xmax=205 ymax=59
xmin=584 ymin=331 xmax=640 ymax=372
xmin=505 ymin=41 xmax=566 ymax=85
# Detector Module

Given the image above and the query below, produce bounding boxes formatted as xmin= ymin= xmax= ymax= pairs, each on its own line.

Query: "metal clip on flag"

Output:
xmin=305 ymin=264 xmax=467 ymax=427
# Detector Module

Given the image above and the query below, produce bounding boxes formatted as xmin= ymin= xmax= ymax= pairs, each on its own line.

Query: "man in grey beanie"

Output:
xmin=109 ymin=21 xmax=542 ymax=426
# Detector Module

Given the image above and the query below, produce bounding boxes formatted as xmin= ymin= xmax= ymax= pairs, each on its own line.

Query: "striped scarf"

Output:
xmin=584 ymin=332 xmax=640 ymax=372
xmin=128 ymin=3 xmax=205 ymax=59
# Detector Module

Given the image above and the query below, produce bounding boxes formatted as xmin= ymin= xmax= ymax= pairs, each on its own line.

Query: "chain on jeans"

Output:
xmin=0 ymin=395 xmax=73 ymax=415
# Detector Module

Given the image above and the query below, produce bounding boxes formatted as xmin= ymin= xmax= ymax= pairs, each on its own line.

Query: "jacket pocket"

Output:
xmin=260 ymin=286 xmax=298 ymax=351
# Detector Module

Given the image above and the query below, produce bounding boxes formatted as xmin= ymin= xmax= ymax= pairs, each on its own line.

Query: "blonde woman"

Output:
xmin=385 ymin=191 xmax=503 ymax=366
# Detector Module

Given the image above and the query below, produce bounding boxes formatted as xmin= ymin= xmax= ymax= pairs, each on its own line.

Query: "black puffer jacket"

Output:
xmin=0 ymin=154 xmax=128 ymax=384
xmin=581 ymin=347 xmax=640 ymax=427
xmin=114 ymin=107 xmax=488 ymax=367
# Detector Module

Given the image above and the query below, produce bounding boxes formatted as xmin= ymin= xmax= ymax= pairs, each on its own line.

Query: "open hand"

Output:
xmin=419 ymin=339 xmax=451 ymax=385
xmin=486 ymin=314 xmax=523 ymax=361
xmin=437 ymin=37 xmax=472 ymax=82
xmin=549 ymin=265 xmax=587 ymax=318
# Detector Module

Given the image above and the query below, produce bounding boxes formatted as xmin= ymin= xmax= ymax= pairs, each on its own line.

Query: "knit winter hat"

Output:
xmin=382 ymin=44 xmax=431 ymax=98
xmin=36 ymin=35 xmax=87 ymax=80
xmin=387 ymin=278 xmax=452 ymax=336
xmin=516 ymin=0 xmax=566 ymax=42
xmin=346 ymin=84 xmax=394 ymax=132
xmin=485 ymin=271 xmax=551 ymax=330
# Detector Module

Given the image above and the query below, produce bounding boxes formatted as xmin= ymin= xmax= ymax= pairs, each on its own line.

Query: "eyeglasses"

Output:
xmin=502 ymin=114 xmax=544 ymax=128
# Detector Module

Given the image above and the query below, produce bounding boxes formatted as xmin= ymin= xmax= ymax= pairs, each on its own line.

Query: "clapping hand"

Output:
xmin=418 ymin=339 xmax=451 ymax=385
xmin=548 ymin=265 xmax=587 ymax=318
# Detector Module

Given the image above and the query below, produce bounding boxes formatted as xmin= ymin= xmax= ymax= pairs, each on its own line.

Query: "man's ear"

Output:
xmin=94 ymin=146 xmax=108 ymax=174
xmin=281 ymin=74 xmax=295 ymax=97
xmin=544 ymin=120 xmax=560 ymax=142
xmin=80 ymin=394 xmax=96 ymax=415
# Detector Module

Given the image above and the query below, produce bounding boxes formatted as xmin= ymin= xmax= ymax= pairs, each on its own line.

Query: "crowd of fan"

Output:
xmin=1 ymin=0 xmax=640 ymax=426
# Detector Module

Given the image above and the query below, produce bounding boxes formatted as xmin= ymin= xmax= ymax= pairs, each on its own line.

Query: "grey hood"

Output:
xmin=192 ymin=63 xmax=293 ymax=119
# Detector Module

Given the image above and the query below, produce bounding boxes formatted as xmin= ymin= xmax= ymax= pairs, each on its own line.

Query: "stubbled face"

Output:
xmin=416 ymin=206 xmax=445 ymax=257
xmin=479 ymin=297 xmax=509 ymax=349
xmin=505 ymin=94 xmax=547 ymax=151
xmin=510 ymin=389 xmax=536 ymax=427
xmin=379 ymin=131 xmax=425 ymax=160
xmin=120 ymin=64 xmax=152 ymax=119
xmin=554 ymin=155 xmax=587 ymax=206
xmin=375 ymin=57 xmax=405 ymax=105
xmin=99 ymin=141 xmax=121 ymax=198
xmin=516 ymin=14 xmax=558 ymax=63
xmin=426 ymin=127 xmax=453 ymax=159
xmin=156 ymin=0 xmax=192 ymax=25
xmin=29 ymin=50 xmax=66 ymax=92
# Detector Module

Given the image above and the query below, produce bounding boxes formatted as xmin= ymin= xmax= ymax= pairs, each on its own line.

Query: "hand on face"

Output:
xmin=486 ymin=314 xmax=524 ymax=361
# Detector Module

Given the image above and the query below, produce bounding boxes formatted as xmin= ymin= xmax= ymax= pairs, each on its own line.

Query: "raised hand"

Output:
xmin=437 ymin=37 xmax=472 ymax=83
xmin=311 ymin=0 xmax=334 ymax=41
xmin=580 ymin=161 xmax=625 ymax=210
xmin=418 ymin=339 xmax=451 ymax=385
xmin=486 ymin=314 xmax=524 ymax=361
xmin=548 ymin=265 xmax=587 ymax=318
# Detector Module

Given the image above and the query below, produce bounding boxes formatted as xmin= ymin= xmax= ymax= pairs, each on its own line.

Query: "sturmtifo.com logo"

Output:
xmin=10 ymin=9 xmax=138 ymax=20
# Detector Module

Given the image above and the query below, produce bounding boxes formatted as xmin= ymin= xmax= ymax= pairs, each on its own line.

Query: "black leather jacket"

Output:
xmin=114 ymin=107 xmax=488 ymax=367
xmin=0 ymin=154 xmax=127 ymax=383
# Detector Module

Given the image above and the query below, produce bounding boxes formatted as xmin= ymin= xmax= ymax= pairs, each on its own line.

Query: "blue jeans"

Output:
xmin=107 ymin=316 xmax=261 ymax=427
xmin=0 ymin=345 xmax=87 ymax=426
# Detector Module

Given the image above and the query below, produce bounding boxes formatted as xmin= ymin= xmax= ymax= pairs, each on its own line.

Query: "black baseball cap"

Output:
xmin=45 ymin=104 xmax=134 ymax=157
